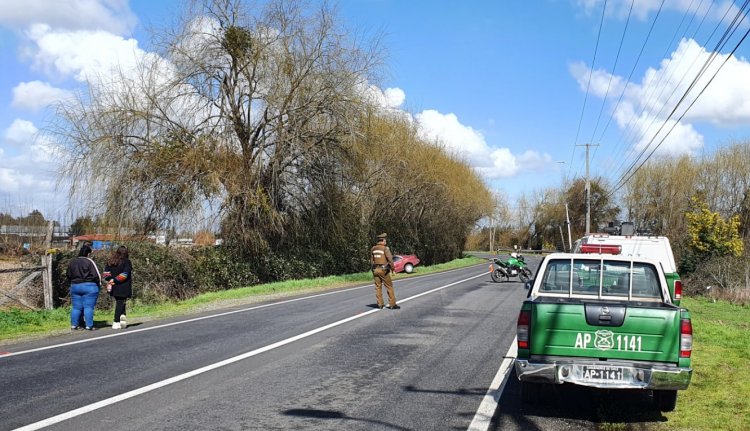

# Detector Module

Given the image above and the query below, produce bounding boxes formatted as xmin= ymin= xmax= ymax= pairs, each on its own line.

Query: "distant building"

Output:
xmin=71 ymin=234 xmax=114 ymax=250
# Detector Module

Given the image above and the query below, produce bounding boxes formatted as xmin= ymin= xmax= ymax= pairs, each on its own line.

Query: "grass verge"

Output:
xmin=656 ymin=296 xmax=750 ymax=431
xmin=0 ymin=256 xmax=486 ymax=343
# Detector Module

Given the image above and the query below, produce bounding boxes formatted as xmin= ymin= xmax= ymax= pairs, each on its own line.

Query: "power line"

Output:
xmin=621 ymin=0 xmax=723 ymax=170
xmin=612 ymin=0 xmax=748 ymax=190
xmin=607 ymin=0 xmax=750 ymax=197
xmin=605 ymin=0 xmax=704 ymax=179
xmin=595 ymin=0 xmax=665 ymax=145
xmin=569 ymin=0 xmax=608 ymax=179
xmin=588 ymin=0 xmax=635 ymax=145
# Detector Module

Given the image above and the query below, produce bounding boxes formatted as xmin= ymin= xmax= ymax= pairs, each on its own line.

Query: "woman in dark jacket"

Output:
xmin=103 ymin=246 xmax=133 ymax=329
xmin=66 ymin=244 xmax=101 ymax=330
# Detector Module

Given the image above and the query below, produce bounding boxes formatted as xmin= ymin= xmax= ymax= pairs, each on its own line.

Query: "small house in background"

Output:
xmin=71 ymin=234 xmax=113 ymax=250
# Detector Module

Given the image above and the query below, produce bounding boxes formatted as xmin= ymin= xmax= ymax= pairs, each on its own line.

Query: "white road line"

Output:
xmin=1 ymin=264 xmax=486 ymax=358
xmin=12 ymin=271 xmax=488 ymax=431
xmin=467 ymin=338 xmax=518 ymax=431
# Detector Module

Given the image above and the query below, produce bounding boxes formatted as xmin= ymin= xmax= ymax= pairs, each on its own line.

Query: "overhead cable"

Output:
xmin=569 ymin=0 xmax=609 ymax=179
xmin=608 ymin=0 xmax=750 ymax=197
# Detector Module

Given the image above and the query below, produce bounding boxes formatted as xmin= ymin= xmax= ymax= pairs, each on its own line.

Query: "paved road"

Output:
xmin=0 ymin=257 xmax=667 ymax=430
xmin=1 ymin=263 xmax=527 ymax=430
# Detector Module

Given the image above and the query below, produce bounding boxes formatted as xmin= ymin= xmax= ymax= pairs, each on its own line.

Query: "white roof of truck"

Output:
xmin=574 ymin=234 xmax=677 ymax=273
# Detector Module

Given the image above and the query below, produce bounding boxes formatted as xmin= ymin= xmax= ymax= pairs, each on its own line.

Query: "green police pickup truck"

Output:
xmin=515 ymin=252 xmax=693 ymax=411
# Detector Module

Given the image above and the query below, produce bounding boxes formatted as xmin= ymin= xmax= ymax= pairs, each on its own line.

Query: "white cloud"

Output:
xmin=26 ymin=24 xmax=144 ymax=83
xmin=0 ymin=0 xmax=136 ymax=35
xmin=0 ymin=119 xmax=57 ymax=194
xmin=517 ymin=150 xmax=555 ymax=170
xmin=569 ymin=61 xmax=625 ymax=98
xmin=12 ymin=80 xmax=74 ymax=111
xmin=415 ymin=109 xmax=553 ymax=179
xmin=572 ymin=38 xmax=750 ymax=157
xmin=383 ymin=88 xmax=406 ymax=108
xmin=486 ymin=148 xmax=519 ymax=177
xmin=671 ymin=41 xmax=750 ymax=126
xmin=364 ymin=85 xmax=406 ymax=109
xmin=626 ymin=110 xmax=704 ymax=156
xmin=416 ymin=110 xmax=488 ymax=156
xmin=4 ymin=119 xmax=38 ymax=147
xmin=0 ymin=168 xmax=39 ymax=193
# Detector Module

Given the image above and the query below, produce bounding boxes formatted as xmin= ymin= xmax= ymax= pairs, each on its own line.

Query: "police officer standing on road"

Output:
xmin=371 ymin=233 xmax=399 ymax=309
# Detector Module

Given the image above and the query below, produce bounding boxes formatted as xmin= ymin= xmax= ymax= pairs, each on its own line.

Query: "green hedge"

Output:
xmin=51 ymin=241 xmax=352 ymax=308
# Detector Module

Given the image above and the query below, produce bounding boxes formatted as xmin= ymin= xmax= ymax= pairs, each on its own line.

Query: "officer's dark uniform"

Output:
xmin=370 ymin=233 xmax=399 ymax=309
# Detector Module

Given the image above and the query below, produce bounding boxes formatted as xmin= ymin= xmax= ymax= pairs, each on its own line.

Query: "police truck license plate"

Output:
xmin=581 ymin=365 xmax=624 ymax=381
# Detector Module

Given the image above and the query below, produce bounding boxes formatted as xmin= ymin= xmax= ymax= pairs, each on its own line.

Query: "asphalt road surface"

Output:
xmin=0 ymin=257 xmax=670 ymax=430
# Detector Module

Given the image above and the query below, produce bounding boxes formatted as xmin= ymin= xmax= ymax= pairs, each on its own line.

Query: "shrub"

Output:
xmin=47 ymin=238 xmax=369 ymax=310
xmin=684 ymin=252 xmax=750 ymax=305
xmin=251 ymin=252 xmax=322 ymax=281
xmin=188 ymin=246 xmax=259 ymax=291
xmin=122 ymin=241 xmax=197 ymax=303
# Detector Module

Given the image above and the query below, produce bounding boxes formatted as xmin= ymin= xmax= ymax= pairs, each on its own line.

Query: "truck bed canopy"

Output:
xmin=537 ymin=256 xmax=664 ymax=302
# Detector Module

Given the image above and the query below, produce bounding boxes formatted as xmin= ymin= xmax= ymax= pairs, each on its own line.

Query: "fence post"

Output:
xmin=43 ymin=221 xmax=54 ymax=310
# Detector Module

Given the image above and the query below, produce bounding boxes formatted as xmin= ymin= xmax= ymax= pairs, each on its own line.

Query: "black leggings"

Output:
xmin=114 ymin=297 xmax=128 ymax=322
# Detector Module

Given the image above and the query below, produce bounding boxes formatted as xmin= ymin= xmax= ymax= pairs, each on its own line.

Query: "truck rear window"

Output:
xmin=539 ymin=258 xmax=662 ymax=301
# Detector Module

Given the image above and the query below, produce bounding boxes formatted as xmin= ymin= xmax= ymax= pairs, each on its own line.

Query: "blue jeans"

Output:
xmin=70 ymin=282 xmax=100 ymax=328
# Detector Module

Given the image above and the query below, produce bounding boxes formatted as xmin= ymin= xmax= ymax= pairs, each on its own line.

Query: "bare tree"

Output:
xmin=623 ymin=155 xmax=698 ymax=238
xmin=52 ymin=0 xmax=382 ymax=252
xmin=697 ymin=143 xmax=750 ymax=218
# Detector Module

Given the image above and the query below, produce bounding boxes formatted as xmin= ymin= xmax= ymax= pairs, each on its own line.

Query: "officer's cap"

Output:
xmin=376 ymin=233 xmax=387 ymax=240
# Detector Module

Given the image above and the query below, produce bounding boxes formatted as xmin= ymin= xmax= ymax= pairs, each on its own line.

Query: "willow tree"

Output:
xmin=52 ymin=0 xmax=381 ymax=253
xmin=527 ymin=188 xmax=568 ymax=251
xmin=697 ymin=142 xmax=750 ymax=226
xmin=349 ymin=111 xmax=494 ymax=263
xmin=623 ymin=155 xmax=698 ymax=238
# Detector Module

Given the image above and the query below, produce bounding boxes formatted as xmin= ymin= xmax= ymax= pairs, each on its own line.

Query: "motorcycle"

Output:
xmin=489 ymin=250 xmax=532 ymax=283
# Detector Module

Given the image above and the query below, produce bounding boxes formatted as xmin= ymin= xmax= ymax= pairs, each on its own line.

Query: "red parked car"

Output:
xmin=393 ymin=254 xmax=420 ymax=274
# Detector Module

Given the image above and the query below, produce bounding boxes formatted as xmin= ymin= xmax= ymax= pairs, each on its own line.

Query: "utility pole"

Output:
xmin=577 ymin=143 xmax=599 ymax=234
xmin=565 ymin=202 xmax=572 ymax=251
xmin=489 ymin=215 xmax=493 ymax=253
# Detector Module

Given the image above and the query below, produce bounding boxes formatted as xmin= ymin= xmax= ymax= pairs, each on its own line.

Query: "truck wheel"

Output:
xmin=404 ymin=263 xmax=414 ymax=273
xmin=653 ymin=390 xmax=678 ymax=411
xmin=520 ymin=382 xmax=541 ymax=404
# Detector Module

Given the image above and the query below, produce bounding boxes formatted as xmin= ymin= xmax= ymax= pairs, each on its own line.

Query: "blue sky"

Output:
xmin=2 ymin=0 xmax=750 ymax=222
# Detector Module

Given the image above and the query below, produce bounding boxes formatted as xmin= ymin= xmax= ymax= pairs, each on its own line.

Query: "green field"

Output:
xmin=656 ymin=297 xmax=750 ymax=431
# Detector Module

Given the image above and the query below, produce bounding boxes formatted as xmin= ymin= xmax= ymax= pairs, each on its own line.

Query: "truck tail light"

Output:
xmin=680 ymin=318 xmax=692 ymax=358
xmin=517 ymin=310 xmax=531 ymax=349
xmin=674 ymin=280 xmax=682 ymax=301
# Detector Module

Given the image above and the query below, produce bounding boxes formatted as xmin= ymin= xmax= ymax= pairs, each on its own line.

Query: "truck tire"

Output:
xmin=653 ymin=389 xmax=678 ymax=411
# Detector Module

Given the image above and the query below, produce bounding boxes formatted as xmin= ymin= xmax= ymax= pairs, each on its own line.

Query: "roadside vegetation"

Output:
xmin=46 ymin=0 xmax=492 ymax=278
xmin=0 ymin=0 xmax=494 ymax=320
xmin=0 ymin=0 xmax=748 ymax=424
xmin=657 ymin=296 xmax=750 ymax=431
xmin=467 ymin=142 xmax=750 ymax=309
xmin=0 ymin=256 xmax=485 ymax=343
